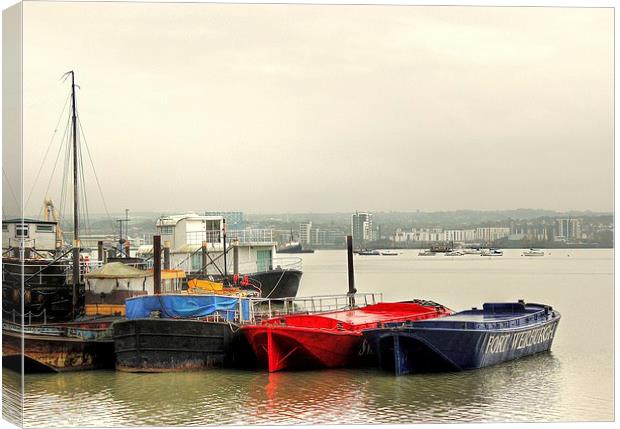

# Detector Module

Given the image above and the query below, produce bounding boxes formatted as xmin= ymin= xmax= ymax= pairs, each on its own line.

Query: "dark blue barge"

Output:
xmin=363 ymin=300 xmax=560 ymax=375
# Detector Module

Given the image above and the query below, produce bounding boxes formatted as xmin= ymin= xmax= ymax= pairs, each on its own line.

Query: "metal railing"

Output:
xmin=185 ymin=229 xmax=274 ymax=246
xmin=236 ymin=257 xmax=302 ymax=274
xmin=2 ymin=319 xmax=113 ymax=340
xmin=3 ymin=308 xmax=48 ymax=325
xmin=227 ymin=229 xmax=273 ymax=244
xmin=3 ymin=259 xmax=102 ymax=284
xmin=247 ymin=292 xmax=384 ymax=322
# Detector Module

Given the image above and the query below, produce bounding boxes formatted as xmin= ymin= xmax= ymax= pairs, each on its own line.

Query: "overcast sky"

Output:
xmin=20 ymin=2 xmax=613 ymax=215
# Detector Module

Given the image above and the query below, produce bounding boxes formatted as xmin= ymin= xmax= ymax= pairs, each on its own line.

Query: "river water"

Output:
xmin=3 ymin=248 xmax=614 ymax=426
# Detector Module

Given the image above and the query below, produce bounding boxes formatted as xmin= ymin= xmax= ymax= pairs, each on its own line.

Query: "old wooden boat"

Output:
xmin=2 ymin=318 xmax=115 ymax=372
xmin=241 ymin=299 xmax=453 ymax=372
xmin=363 ymin=300 xmax=560 ymax=375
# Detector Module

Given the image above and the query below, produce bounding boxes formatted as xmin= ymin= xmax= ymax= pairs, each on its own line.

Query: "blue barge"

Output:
xmin=363 ymin=300 xmax=560 ymax=375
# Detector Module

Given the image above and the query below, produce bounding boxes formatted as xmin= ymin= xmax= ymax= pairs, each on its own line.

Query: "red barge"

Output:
xmin=241 ymin=299 xmax=452 ymax=372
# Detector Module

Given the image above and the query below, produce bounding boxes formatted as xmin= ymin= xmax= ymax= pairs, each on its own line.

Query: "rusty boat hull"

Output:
xmin=2 ymin=320 xmax=115 ymax=373
xmin=112 ymin=318 xmax=236 ymax=372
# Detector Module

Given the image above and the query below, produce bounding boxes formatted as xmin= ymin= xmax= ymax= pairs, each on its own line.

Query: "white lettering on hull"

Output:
xmin=483 ymin=322 xmax=557 ymax=355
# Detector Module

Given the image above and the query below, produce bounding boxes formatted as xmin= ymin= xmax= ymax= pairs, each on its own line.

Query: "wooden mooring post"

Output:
xmin=346 ymin=235 xmax=357 ymax=307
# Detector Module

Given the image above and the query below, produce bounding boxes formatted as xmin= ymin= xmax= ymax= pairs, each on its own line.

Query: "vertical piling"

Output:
xmin=346 ymin=235 xmax=357 ymax=307
xmin=153 ymin=235 xmax=161 ymax=295
xmin=201 ymin=241 xmax=208 ymax=277
xmin=97 ymin=241 xmax=104 ymax=263
xmin=222 ymin=219 xmax=228 ymax=285
xmin=163 ymin=240 xmax=171 ymax=270
xmin=233 ymin=241 xmax=239 ymax=275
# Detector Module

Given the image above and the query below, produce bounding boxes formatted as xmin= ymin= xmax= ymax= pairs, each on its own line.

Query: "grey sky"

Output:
xmin=20 ymin=2 xmax=613 ymax=215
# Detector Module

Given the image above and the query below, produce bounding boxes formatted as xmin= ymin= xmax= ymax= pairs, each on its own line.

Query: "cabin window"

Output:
xmin=36 ymin=224 xmax=54 ymax=232
xmin=15 ymin=225 xmax=29 ymax=237
xmin=2 ymin=224 xmax=7 ymax=231
xmin=256 ymin=250 xmax=272 ymax=272
xmin=191 ymin=253 xmax=202 ymax=271
xmin=160 ymin=226 xmax=173 ymax=234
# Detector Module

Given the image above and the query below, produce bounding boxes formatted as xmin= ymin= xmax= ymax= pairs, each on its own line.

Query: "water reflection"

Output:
xmin=9 ymin=249 xmax=615 ymax=426
xmin=13 ymin=346 xmax=609 ymax=426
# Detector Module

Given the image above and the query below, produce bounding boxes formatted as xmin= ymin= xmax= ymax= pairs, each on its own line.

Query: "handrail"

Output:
xmin=246 ymin=292 xmax=384 ymax=321
xmin=236 ymin=257 xmax=302 ymax=273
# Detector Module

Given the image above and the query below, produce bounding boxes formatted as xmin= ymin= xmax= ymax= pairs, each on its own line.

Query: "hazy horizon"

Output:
xmin=16 ymin=3 xmax=614 ymax=217
xmin=27 ymin=207 xmax=613 ymax=219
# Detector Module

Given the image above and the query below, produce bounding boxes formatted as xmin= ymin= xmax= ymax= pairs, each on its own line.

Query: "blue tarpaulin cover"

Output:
xmin=125 ymin=294 xmax=250 ymax=321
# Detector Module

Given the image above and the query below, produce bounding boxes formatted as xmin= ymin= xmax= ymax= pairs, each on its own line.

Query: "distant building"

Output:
xmin=351 ymin=212 xmax=373 ymax=247
xmin=555 ymin=218 xmax=581 ymax=241
xmin=444 ymin=229 xmax=476 ymax=242
xmin=510 ymin=223 xmax=549 ymax=242
xmin=299 ymin=222 xmax=312 ymax=245
xmin=392 ymin=227 xmax=443 ymax=242
xmin=474 ymin=227 xmax=510 ymax=242
xmin=392 ymin=227 xmax=477 ymax=243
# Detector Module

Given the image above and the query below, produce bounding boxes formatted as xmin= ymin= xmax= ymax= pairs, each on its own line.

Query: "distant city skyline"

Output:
xmin=14 ymin=3 xmax=614 ymax=216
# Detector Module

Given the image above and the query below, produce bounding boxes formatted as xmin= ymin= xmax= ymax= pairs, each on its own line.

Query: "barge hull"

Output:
xmin=366 ymin=317 xmax=560 ymax=375
xmin=245 ymin=269 xmax=302 ymax=299
xmin=2 ymin=329 xmax=114 ymax=373
xmin=113 ymin=319 xmax=235 ymax=372
xmin=242 ymin=325 xmax=368 ymax=372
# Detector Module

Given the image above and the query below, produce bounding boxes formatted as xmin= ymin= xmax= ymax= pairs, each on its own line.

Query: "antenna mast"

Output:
xmin=70 ymin=70 xmax=80 ymax=317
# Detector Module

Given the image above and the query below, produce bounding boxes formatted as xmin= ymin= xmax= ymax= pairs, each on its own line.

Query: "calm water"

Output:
xmin=3 ymin=248 xmax=614 ymax=426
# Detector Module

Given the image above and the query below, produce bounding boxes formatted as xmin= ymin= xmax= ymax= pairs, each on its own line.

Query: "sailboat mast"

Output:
xmin=70 ymin=70 xmax=80 ymax=315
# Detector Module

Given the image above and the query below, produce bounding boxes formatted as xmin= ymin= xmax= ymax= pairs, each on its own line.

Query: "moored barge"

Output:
xmin=363 ymin=300 xmax=560 ymax=375
xmin=241 ymin=298 xmax=453 ymax=372
xmin=112 ymin=294 xmax=252 ymax=372
xmin=2 ymin=319 xmax=115 ymax=372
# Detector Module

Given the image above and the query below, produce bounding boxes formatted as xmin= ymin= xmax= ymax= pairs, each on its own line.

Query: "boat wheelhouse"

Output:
xmin=2 ymin=217 xmax=97 ymax=322
xmin=363 ymin=300 xmax=560 ymax=375
xmin=136 ymin=213 xmax=302 ymax=299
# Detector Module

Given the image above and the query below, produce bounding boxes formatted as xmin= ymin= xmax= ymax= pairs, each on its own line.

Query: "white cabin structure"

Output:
xmin=137 ymin=213 xmax=277 ymax=275
xmin=2 ymin=218 xmax=60 ymax=252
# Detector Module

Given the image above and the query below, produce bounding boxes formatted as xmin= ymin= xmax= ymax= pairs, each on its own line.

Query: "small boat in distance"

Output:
xmin=358 ymin=249 xmax=381 ymax=256
xmin=445 ymin=250 xmax=465 ymax=256
xmin=522 ymin=248 xmax=545 ymax=257
xmin=481 ymin=248 xmax=503 ymax=256
xmin=363 ymin=300 xmax=560 ymax=375
xmin=418 ymin=250 xmax=436 ymax=256
xmin=430 ymin=243 xmax=452 ymax=253
xmin=277 ymin=230 xmax=314 ymax=254
xmin=462 ymin=247 xmax=481 ymax=255
xmin=380 ymin=250 xmax=400 ymax=256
